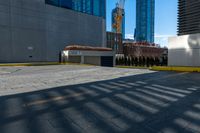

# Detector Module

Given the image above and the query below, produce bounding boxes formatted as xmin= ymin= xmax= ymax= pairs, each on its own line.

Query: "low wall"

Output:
xmin=62 ymin=50 xmax=115 ymax=67
xmin=84 ymin=56 xmax=101 ymax=66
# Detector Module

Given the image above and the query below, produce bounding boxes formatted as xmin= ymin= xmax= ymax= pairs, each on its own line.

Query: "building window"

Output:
xmin=45 ymin=0 xmax=59 ymax=6
xmin=60 ymin=0 xmax=72 ymax=9
xmin=72 ymin=0 xmax=82 ymax=11
xmin=45 ymin=0 xmax=105 ymax=18
xmin=93 ymin=0 xmax=100 ymax=16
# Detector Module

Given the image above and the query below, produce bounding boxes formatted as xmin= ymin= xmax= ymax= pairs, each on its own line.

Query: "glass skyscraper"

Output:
xmin=135 ymin=0 xmax=155 ymax=43
xmin=45 ymin=0 xmax=106 ymax=18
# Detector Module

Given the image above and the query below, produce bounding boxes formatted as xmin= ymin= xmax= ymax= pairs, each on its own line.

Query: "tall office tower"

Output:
xmin=168 ymin=0 xmax=200 ymax=66
xmin=112 ymin=4 xmax=125 ymax=39
xmin=135 ymin=0 xmax=155 ymax=43
xmin=178 ymin=0 xmax=200 ymax=35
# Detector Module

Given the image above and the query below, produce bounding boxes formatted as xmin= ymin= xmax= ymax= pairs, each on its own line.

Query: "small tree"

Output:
xmin=135 ymin=57 xmax=138 ymax=66
xmin=146 ymin=57 xmax=150 ymax=67
xmin=116 ymin=57 xmax=119 ymax=65
xmin=150 ymin=57 xmax=153 ymax=67
xmin=152 ymin=58 xmax=155 ymax=66
xmin=155 ymin=58 xmax=159 ymax=66
xmin=131 ymin=56 xmax=134 ymax=66
xmin=124 ymin=56 xmax=127 ymax=66
xmin=138 ymin=57 xmax=142 ymax=66
xmin=128 ymin=57 xmax=131 ymax=66
xmin=142 ymin=57 xmax=145 ymax=66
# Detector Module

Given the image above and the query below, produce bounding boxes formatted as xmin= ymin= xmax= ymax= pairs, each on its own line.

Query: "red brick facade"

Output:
xmin=123 ymin=42 xmax=167 ymax=59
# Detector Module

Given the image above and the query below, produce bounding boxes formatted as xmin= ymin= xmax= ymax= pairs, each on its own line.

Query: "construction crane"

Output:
xmin=118 ymin=0 xmax=125 ymax=9
xmin=112 ymin=0 xmax=126 ymax=34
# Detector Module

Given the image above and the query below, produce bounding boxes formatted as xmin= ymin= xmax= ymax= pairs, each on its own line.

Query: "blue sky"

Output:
xmin=106 ymin=0 xmax=178 ymax=47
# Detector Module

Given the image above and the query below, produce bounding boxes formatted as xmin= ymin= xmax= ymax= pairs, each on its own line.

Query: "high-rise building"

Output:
xmin=168 ymin=0 xmax=200 ymax=66
xmin=178 ymin=0 xmax=200 ymax=35
xmin=112 ymin=7 xmax=125 ymax=39
xmin=0 ymin=0 xmax=106 ymax=63
xmin=106 ymin=32 xmax=123 ymax=54
xmin=135 ymin=0 xmax=155 ymax=43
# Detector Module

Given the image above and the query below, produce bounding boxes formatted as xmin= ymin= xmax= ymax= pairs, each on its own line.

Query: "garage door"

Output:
xmin=101 ymin=56 xmax=113 ymax=67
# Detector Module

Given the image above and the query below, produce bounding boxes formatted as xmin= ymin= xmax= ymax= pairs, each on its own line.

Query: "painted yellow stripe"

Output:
xmin=151 ymin=66 xmax=200 ymax=72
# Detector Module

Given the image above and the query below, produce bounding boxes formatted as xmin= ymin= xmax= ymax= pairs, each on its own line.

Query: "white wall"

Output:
xmin=168 ymin=34 xmax=200 ymax=66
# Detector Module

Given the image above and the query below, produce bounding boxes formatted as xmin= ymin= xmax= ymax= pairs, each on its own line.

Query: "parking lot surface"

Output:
xmin=0 ymin=65 xmax=200 ymax=133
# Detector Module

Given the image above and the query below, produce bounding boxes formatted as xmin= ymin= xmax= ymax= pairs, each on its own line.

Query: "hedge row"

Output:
xmin=116 ymin=57 xmax=167 ymax=67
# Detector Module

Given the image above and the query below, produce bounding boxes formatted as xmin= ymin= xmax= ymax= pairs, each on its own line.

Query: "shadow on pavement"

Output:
xmin=0 ymin=71 xmax=200 ymax=133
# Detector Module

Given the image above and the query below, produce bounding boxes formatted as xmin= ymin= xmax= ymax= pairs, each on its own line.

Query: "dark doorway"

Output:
xmin=101 ymin=56 xmax=113 ymax=67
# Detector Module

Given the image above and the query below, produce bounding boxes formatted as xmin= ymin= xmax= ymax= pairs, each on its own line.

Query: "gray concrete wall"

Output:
xmin=84 ymin=56 xmax=101 ymax=66
xmin=68 ymin=56 xmax=81 ymax=63
xmin=168 ymin=34 xmax=200 ymax=66
xmin=0 ymin=0 xmax=106 ymax=63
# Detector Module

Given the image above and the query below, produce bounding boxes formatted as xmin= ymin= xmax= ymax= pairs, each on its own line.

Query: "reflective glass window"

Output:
xmin=93 ymin=0 xmax=100 ymax=16
xmin=72 ymin=0 xmax=82 ymax=12
xmin=45 ymin=0 xmax=105 ymax=18
xmin=60 ymin=0 xmax=72 ymax=9
xmin=45 ymin=0 xmax=59 ymax=6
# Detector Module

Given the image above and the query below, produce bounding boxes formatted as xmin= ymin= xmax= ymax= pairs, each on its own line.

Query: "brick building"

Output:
xmin=116 ymin=42 xmax=168 ymax=66
xmin=123 ymin=42 xmax=166 ymax=58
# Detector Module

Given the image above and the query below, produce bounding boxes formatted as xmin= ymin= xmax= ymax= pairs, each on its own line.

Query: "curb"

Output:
xmin=0 ymin=62 xmax=61 ymax=67
xmin=0 ymin=62 xmax=95 ymax=67
xmin=116 ymin=66 xmax=148 ymax=69
xmin=150 ymin=66 xmax=200 ymax=72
